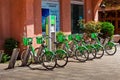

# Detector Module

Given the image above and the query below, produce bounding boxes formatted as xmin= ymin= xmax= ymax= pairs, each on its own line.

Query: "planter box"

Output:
xmin=113 ymin=34 xmax=120 ymax=43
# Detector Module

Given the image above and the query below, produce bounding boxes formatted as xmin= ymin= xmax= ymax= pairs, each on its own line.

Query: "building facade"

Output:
xmin=0 ymin=0 xmax=102 ymax=49
xmin=99 ymin=0 xmax=120 ymax=34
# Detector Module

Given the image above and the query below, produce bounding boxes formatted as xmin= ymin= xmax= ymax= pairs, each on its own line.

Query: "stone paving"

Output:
xmin=0 ymin=44 xmax=120 ymax=80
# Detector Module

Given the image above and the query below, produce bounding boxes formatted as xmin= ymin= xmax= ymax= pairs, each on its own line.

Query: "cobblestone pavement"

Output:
xmin=0 ymin=44 xmax=120 ymax=80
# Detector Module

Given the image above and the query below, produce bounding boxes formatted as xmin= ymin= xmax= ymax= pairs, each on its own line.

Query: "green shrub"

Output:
xmin=4 ymin=38 xmax=19 ymax=56
xmin=56 ymin=31 xmax=64 ymax=37
xmin=77 ymin=19 xmax=85 ymax=33
xmin=84 ymin=21 xmax=102 ymax=34
xmin=1 ymin=53 xmax=10 ymax=63
xmin=100 ymin=22 xmax=114 ymax=38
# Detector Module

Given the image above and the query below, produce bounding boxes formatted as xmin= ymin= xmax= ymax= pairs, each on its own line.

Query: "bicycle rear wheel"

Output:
xmin=55 ymin=50 xmax=68 ymax=67
xmin=104 ymin=43 xmax=117 ymax=55
xmin=88 ymin=48 xmax=96 ymax=60
xmin=41 ymin=51 xmax=57 ymax=70
xmin=95 ymin=45 xmax=104 ymax=59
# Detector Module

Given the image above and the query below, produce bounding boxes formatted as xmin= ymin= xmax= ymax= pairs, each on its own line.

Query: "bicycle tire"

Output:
xmin=104 ymin=44 xmax=117 ymax=55
xmin=55 ymin=50 xmax=68 ymax=67
xmin=41 ymin=51 xmax=57 ymax=70
xmin=21 ymin=49 xmax=32 ymax=66
xmin=21 ymin=49 xmax=26 ymax=62
xmin=88 ymin=47 xmax=97 ymax=60
xmin=94 ymin=45 xmax=104 ymax=59
xmin=75 ymin=48 xmax=89 ymax=62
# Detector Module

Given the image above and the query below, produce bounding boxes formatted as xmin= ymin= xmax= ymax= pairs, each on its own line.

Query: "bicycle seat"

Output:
xmin=54 ymin=42 xmax=60 ymax=45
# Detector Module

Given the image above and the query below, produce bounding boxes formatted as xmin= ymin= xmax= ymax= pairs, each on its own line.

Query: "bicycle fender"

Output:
xmin=55 ymin=49 xmax=67 ymax=54
xmin=45 ymin=51 xmax=55 ymax=56
xmin=77 ymin=46 xmax=88 ymax=51
xmin=107 ymin=41 xmax=116 ymax=46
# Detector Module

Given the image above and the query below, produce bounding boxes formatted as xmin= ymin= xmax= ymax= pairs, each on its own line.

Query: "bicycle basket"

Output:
xmin=36 ymin=36 xmax=44 ymax=44
xmin=57 ymin=35 xmax=65 ymax=43
xmin=75 ymin=34 xmax=82 ymax=41
xmin=23 ymin=37 xmax=33 ymax=46
xmin=68 ymin=34 xmax=73 ymax=41
xmin=91 ymin=33 xmax=97 ymax=39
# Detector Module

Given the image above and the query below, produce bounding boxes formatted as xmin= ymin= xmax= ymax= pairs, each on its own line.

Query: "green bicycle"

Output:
xmin=21 ymin=37 xmax=57 ymax=70
xmin=78 ymin=34 xmax=97 ymax=60
xmin=90 ymin=33 xmax=104 ymax=59
xmin=61 ymin=34 xmax=89 ymax=62
xmin=102 ymin=36 xmax=117 ymax=55
xmin=35 ymin=35 xmax=68 ymax=68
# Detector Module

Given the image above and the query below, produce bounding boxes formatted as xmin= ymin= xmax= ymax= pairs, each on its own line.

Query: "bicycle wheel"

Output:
xmin=75 ymin=48 xmax=89 ymax=62
xmin=35 ymin=47 xmax=42 ymax=57
xmin=41 ymin=51 xmax=57 ymax=70
xmin=55 ymin=50 xmax=68 ymax=67
xmin=21 ymin=49 xmax=26 ymax=62
xmin=104 ymin=43 xmax=117 ymax=55
xmin=21 ymin=49 xmax=32 ymax=66
xmin=88 ymin=48 xmax=96 ymax=60
xmin=94 ymin=45 xmax=104 ymax=59
xmin=63 ymin=44 xmax=74 ymax=58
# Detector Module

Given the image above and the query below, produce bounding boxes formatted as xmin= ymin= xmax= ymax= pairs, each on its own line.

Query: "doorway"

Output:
xmin=71 ymin=4 xmax=84 ymax=34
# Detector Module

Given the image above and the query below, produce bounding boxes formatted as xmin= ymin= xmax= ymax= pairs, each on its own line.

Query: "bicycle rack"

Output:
xmin=7 ymin=48 xmax=20 ymax=69
xmin=0 ymin=50 xmax=4 ymax=63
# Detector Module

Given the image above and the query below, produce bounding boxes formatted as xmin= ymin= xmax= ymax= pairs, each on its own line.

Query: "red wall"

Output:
xmin=84 ymin=0 xmax=103 ymax=22
xmin=0 ymin=0 xmax=103 ymax=49
xmin=0 ymin=0 xmax=11 ymax=49
xmin=60 ymin=0 xmax=71 ymax=34
xmin=0 ymin=0 xmax=42 ymax=49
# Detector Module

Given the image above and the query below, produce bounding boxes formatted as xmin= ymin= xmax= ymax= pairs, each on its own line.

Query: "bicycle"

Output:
xmin=35 ymin=35 xmax=68 ymax=67
xmin=21 ymin=37 xmax=57 ymax=70
xmin=100 ymin=36 xmax=117 ymax=55
xmin=73 ymin=34 xmax=89 ymax=62
xmin=61 ymin=34 xmax=89 ymax=62
xmin=78 ymin=33 xmax=97 ymax=60
xmin=90 ymin=33 xmax=104 ymax=59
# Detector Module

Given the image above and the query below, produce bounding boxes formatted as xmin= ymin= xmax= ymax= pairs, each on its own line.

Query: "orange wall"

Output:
xmin=0 ymin=0 xmax=103 ymax=49
xmin=0 ymin=0 xmax=11 ymax=49
xmin=10 ymin=0 xmax=26 ymax=43
xmin=60 ymin=0 xmax=71 ymax=33
xmin=84 ymin=0 xmax=103 ymax=22
xmin=0 ymin=0 xmax=42 ymax=49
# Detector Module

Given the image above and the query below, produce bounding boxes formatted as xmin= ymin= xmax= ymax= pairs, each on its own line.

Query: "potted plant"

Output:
xmin=4 ymin=38 xmax=19 ymax=56
xmin=84 ymin=21 xmax=102 ymax=36
xmin=100 ymin=22 xmax=114 ymax=39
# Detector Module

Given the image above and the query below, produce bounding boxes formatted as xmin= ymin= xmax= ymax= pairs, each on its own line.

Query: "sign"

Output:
xmin=42 ymin=0 xmax=60 ymax=32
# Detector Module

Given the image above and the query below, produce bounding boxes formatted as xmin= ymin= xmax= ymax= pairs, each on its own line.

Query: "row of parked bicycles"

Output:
xmin=20 ymin=33 xmax=117 ymax=70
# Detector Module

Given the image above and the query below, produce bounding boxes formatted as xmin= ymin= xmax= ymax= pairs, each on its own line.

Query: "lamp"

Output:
xmin=100 ymin=3 xmax=106 ymax=13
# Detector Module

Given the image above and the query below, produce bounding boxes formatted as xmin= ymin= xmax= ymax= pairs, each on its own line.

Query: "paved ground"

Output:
xmin=0 ymin=44 xmax=120 ymax=80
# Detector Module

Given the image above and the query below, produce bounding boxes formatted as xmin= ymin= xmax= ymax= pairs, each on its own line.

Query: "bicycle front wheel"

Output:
xmin=21 ymin=49 xmax=32 ymax=66
xmin=104 ymin=43 xmax=117 ymax=55
xmin=41 ymin=51 xmax=57 ymax=70
xmin=55 ymin=50 xmax=68 ymax=67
